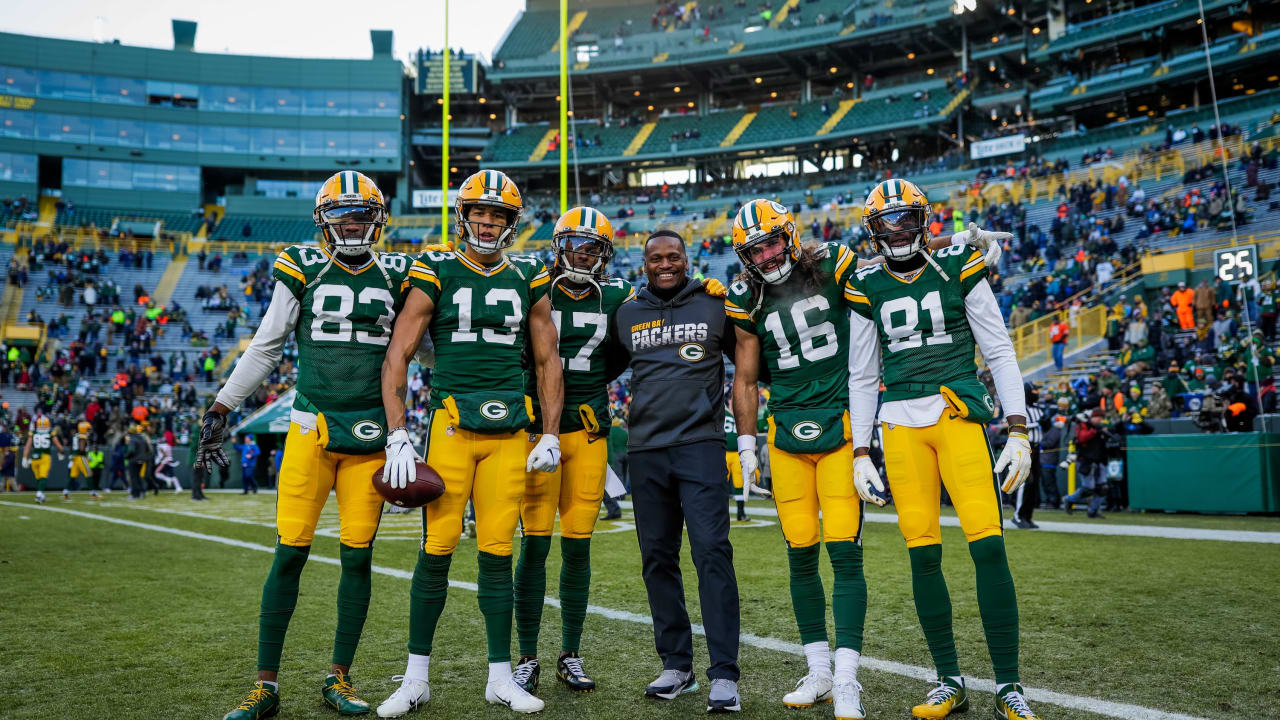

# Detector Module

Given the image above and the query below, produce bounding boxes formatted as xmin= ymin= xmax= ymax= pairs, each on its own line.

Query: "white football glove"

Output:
xmin=383 ymin=428 xmax=417 ymax=490
xmin=737 ymin=435 xmax=771 ymax=498
xmin=853 ymin=455 xmax=886 ymax=506
xmin=995 ymin=432 xmax=1033 ymax=493
xmin=954 ymin=221 xmax=1010 ymax=269
xmin=527 ymin=434 xmax=561 ymax=473
xmin=22 ymin=456 xmax=30 ymax=469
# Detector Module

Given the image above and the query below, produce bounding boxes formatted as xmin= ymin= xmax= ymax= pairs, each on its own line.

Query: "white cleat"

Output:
xmin=783 ymin=672 xmax=833 ymax=708
xmin=376 ymin=675 xmax=429 ymax=718
xmin=35 ymin=491 xmax=46 ymax=504
xmin=485 ymin=676 xmax=545 ymax=714
xmin=833 ymin=679 xmax=866 ymax=720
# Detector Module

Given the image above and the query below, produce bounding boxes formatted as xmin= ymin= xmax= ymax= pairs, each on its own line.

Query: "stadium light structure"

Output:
xmin=952 ymin=0 xmax=976 ymax=14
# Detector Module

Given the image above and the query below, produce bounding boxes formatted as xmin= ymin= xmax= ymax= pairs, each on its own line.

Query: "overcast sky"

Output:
xmin=0 ymin=0 xmax=526 ymax=64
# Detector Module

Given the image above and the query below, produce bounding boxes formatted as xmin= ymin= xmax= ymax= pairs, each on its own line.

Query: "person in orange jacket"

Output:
xmin=1170 ymin=281 xmax=1196 ymax=330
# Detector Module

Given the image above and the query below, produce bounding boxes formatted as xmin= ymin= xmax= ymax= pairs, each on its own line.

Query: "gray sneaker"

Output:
xmin=645 ymin=669 xmax=699 ymax=700
xmin=707 ymin=678 xmax=741 ymax=713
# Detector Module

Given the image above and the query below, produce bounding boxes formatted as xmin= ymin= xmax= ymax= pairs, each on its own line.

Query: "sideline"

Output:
xmin=2 ymin=500 xmax=1208 ymax=720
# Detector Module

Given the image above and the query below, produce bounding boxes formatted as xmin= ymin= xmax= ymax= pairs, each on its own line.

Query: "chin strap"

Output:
xmin=923 ymin=252 xmax=951 ymax=282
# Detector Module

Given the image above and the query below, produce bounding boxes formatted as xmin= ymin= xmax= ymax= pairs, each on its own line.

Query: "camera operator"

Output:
xmin=1063 ymin=409 xmax=1110 ymax=518
xmin=1222 ymin=375 xmax=1259 ymax=432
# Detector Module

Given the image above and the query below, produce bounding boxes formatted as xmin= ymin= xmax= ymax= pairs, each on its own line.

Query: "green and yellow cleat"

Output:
xmin=322 ymin=672 xmax=371 ymax=715
xmin=223 ymin=681 xmax=280 ymax=720
xmin=994 ymin=684 xmax=1040 ymax=720
xmin=912 ymin=677 xmax=969 ymax=719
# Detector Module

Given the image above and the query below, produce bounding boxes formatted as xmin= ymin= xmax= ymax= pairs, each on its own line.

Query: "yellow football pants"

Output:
xmin=881 ymin=408 xmax=1002 ymax=548
xmin=276 ymin=422 xmax=385 ymax=548
xmin=725 ymin=451 xmax=748 ymax=490
xmin=69 ymin=456 xmax=91 ymax=478
xmin=522 ymin=429 xmax=608 ymax=539
xmin=769 ymin=441 xmax=863 ymax=548
xmin=425 ymin=410 xmax=527 ymax=556
xmin=30 ymin=455 xmax=51 ymax=480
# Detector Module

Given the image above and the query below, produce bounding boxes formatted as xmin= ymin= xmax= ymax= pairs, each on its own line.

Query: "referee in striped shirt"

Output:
xmin=1012 ymin=382 xmax=1045 ymax=529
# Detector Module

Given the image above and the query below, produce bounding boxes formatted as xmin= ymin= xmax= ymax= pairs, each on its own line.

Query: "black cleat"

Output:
xmin=557 ymin=653 xmax=596 ymax=693
xmin=513 ymin=657 xmax=540 ymax=694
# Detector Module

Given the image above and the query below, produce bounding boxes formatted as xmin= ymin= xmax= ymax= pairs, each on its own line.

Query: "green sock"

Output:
xmin=408 ymin=550 xmax=452 ymax=656
xmin=36 ymin=476 xmax=46 ymax=492
xmin=258 ymin=543 xmax=311 ymax=672
xmin=826 ymin=541 xmax=867 ymax=653
xmin=477 ymin=550 xmax=514 ymax=663
xmin=559 ymin=537 xmax=592 ymax=653
xmin=787 ymin=544 xmax=829 ymax=646
xmin=514 ymin=534 xmax=552 ymax=657
xmin=969 ymin=536 xmax=1020 ymax=684
xmin=908 ymin=544 xmax=960 ymax=678
xmin=333 ymin=543 xmax=373 ymax=668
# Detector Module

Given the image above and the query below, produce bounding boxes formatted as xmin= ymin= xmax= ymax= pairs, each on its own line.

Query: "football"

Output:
xmin=373 ymin=462 xmax=445 ymax=508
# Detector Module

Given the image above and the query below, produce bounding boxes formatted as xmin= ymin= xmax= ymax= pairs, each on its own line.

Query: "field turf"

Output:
xmin=2 ymin=492 xmax=1276 ymax=720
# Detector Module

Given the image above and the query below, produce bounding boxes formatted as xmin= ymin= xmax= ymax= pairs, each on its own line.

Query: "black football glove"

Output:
xmin=194 ymin=410 xmax=230 ymax=470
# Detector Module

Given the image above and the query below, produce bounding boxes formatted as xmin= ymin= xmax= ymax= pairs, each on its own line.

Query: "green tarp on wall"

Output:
xmin=1128 ymin=433 xmax=1280 ymax=513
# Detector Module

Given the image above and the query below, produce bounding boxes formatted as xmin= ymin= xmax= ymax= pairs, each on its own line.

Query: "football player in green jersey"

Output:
xmin=844 ymin=179 xmax=1037 ymax=720
xmin=511 ymin=206 xmax=634 ymax=696
xmin=726 ymin=198 xmax=871 ymax=718
xmin=379 ymin=170 xmax=562 ymax=716
xmin=197 ymin=171 xmax=411 ymax=720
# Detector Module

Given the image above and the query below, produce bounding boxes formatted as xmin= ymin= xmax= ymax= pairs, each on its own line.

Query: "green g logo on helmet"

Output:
xmin=351 ymin=420 xmax=383 ymax=441
xmin=480 ymin=401 xmax=510 ymax=420
xmin=790 ymin=421 xmax=823 ymax=442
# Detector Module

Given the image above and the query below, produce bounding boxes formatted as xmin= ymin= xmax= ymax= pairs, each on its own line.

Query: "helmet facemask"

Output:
xmin=458 ymin=201 xmax=519 ymax=255
xmin=867 ymin=206 xmax=928 ymax=261
xmin=554 ymin=231 xmax=614 ymax=284
xmin=316 ymin=203 xmax=386 ymax=257
xmin=737 ymin=229 xmax=797 ymax=284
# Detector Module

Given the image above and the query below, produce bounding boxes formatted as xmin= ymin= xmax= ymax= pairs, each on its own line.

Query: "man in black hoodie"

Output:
xmin=611 ymin=230 xmax=743 ymax=713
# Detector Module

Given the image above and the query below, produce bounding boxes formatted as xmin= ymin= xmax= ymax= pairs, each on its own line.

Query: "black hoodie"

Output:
xmin=612 ymin=279 xmax=736 ymax=451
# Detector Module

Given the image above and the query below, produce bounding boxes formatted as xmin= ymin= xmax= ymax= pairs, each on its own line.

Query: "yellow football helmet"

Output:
xmin=77 ymin=421 xmax=91 ymax=436
xmin=553 ymin=206 xmax=615 ymax=284
xmin=862 ymin=178 xmax=930 ymax=260
xmin=732 ymin=198 xmax=801 ymax=284
xmin=313 ymin=170 xmax=388 ymax=256
xmin=34 ymin=415 xmax=52 ymax=432
xmin=455 ymin=169 xmax=523 ymax=254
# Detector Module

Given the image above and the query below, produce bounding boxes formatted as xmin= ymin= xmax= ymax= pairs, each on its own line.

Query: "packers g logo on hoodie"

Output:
xmin=678 ymin=343 xmax=706 ymax=362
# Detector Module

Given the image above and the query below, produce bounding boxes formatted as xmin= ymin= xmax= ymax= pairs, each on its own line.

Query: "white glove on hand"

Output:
xmin=995 ymin=432 xmax=1033 ymax=493
xmin=956 ymin=221 xmax=1010 ymax=269
xmin=737 ymin=435 xmax=771 ymax=498
xmin=383 ymin=428 xmax=416 ymax=490
xmin=527 ymin=434 xmax=561 ymax=473
xmin=853 ymin=455 xmax=886 ymax=506
xmin=22 ymin=456 xmax=30 ymax=469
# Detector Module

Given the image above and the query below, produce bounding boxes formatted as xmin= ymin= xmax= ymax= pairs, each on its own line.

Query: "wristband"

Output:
xmin=736 ymin=434 xmax=756 ymax=454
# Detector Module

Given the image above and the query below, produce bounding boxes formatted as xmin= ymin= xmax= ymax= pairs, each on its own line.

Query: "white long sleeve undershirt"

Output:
xmin=214 ymin=281 xmax=300 ymax=411
xmin=849 ymin=277 xmax=1026 ymax=449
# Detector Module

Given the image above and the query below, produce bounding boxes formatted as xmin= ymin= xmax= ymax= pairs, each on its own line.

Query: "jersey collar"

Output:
xmin=457 ymin=251 xmax=509 ymax=277
xmin=321 ymin=247 xmax=377 ymax=275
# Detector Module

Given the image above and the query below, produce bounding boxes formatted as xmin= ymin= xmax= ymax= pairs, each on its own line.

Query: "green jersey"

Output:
xmin=409 ymin=249 xmax=550 ymax=413
xmin=528 ymin=277 xmax=635 ymax=434
xmin=726 ymin=242 xmax=857 ymax=453
xmin=273 ymin=246 xmax=412 ymax=424
xmin=843 ymin=244 xmax=988 ymax=402
xmin=725 ymin=242 xmax=857 ymax=411
xmin=29 ymin=428 xmax=52 ymax=459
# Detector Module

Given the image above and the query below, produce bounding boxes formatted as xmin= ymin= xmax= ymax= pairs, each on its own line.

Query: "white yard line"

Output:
xmin=620 ymin=501 xmax=1280 ymax=544
xmin=1 ymin=500 xmax=1210 ymax=720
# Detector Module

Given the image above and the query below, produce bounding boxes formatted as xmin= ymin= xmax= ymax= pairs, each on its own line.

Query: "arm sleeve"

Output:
xmin=964 ymin=278 xmax=1026 ymax=419
xmin=848 ymin=309 xmax=882 ymax=449
xmin=213 ymin=281 xmax=300 ymax=411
